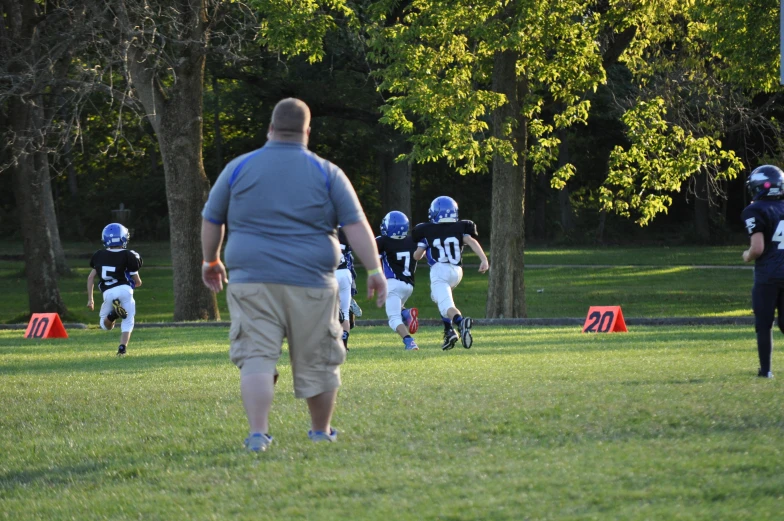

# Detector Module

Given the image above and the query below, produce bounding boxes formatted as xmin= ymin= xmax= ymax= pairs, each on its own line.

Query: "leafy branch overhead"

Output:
xmin=601 ymin=98 xmax=743 ymax=226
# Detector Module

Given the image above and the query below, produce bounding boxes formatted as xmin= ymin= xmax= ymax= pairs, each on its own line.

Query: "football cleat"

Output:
xmin=402 ymin=307 xmax=419 ymax=334
xmin=442 ymin=329 xmax=458 ymax=350
xmin=403 ymin=337 xmax=419 ymax=351
xmin=757 ymin=368 xmax=774 ymax=378
xmin=350 ymin=299 xmax=363 ymax=318
xmin=112 ymin=299 xmax=128 ymax=319
xmin=459 ymin=317 xmax=473 ymax=349
xmin=117 ymin=344 xmax=127 ymax=356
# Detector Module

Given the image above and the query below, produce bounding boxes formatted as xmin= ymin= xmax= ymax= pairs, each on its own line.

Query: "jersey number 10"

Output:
xmin=432 ymin=237 xmax=461 ymax=264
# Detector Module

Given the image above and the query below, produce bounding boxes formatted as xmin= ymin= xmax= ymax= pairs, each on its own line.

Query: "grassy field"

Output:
xmin=0 ymin=243 xmax=755 ymax=324
xmin=0 ymin=325 xmax=781 ymax=520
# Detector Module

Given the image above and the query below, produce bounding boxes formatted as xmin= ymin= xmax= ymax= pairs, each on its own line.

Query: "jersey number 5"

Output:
xmin=102 ymin=266 xmax=118 ymax=285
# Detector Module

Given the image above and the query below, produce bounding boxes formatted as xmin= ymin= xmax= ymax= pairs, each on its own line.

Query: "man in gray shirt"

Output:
xmin=201 ymin=98 xmax=387 ymax=451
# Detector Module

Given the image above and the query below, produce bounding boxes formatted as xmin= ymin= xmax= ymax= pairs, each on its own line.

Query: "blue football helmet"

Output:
xmin=381 ymin=211 xmax=410 ymax=239
xmin=747 ymin=164 xmax=784 ymax=200
xmin=428 ymin=196 xmax=459 ymax=223
xmin=102 ymin=223 xmax=130 ymax=248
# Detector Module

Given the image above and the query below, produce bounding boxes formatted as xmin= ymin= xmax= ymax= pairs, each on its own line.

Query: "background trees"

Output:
xmin=2 ymin=0 xmax=782 ymax=320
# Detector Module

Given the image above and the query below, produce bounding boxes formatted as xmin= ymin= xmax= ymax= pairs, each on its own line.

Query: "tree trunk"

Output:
xmin=694 ymin=170 xmax=710 ymax=242
xmin=211 ymin=72 xmax=224 ymax=171
xmin=557 ymin=130 xmax=574 ymax=235
xmin=122 ymin=0 xmax=219 ymax=321
xmin=533 ymin=169 xmax=547 ymax=240
xmin=9 ymin=98 xmax=67 ymax=316
xmin=158 ymin=74 xmax=219 ymax=320
xmin=379 ymin=137 xmax=412 ymax=219
xmin=40 ymin=147 xmax=70 ymax=275
xmin=486 ymin=50 xmax=527 ymax=318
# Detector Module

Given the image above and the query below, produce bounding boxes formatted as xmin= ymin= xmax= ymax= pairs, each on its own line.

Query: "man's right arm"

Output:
xmin=201 ymin=219 xmax=228 ymax=292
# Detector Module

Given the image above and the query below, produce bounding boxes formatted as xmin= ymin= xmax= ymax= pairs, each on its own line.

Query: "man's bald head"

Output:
xmin=271 ymin=98 xmax=311 ymax=135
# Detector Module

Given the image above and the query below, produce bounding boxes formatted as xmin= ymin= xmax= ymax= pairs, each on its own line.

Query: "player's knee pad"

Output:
xmin=388 ymin=314 xmax=404 ymax=331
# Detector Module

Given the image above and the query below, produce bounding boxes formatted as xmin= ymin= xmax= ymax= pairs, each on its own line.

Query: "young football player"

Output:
xmin=86 ymin=223 xmax=143 ymax=356
xmin=335 ymin=226 xmax=353 ymax=350
xmin=412 ymin=196 xmax=489 ymax=350
xmin=376 ymin=211 xmax=421 ymax=350
xmin=741 ymin=164 xmax=784 ymax=379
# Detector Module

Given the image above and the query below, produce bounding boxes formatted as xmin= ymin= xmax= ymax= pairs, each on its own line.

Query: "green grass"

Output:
xmin=0 ymin=244 xmax=755 ymax=324
xmin=0 ymin=325 xmax=781 ymax=520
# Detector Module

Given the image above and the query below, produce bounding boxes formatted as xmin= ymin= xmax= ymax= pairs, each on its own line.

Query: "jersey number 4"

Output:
xmin=773 ymin=221 xmax=784 ymax=249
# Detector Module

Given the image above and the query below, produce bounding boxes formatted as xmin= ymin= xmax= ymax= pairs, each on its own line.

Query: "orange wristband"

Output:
xmin=203 ymin=259 xmax=220 ymax=268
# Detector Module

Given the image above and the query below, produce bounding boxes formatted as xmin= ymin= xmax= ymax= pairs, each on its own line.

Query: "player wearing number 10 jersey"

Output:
xmin=376 ymin=211 xmax=421 ymax=351
xmin=741 ymin=164 xmax=784 ymax=379
xmin=87 ymin=223 xmax=143 ymax=356
xmin=412 ymin=196 xmax=489 ymax=351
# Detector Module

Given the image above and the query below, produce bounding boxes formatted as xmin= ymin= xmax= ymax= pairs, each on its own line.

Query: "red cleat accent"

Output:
xmin=408 ymin=307 xmax=419 ymax=334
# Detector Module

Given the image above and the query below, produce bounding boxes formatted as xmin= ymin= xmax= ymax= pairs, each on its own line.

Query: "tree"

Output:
xmin=0 ymin=0 xmax=80 ymax=316
xmin=88 ymin=0 xmax=248 ymax=321
xmin=368 ymin=0 xmax=608 ymax=317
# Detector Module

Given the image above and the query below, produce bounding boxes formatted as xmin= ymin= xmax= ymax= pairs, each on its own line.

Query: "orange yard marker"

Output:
xmin=582 ymin=306 xmax=628 ymax=333
xmin=24 ymin=313 xmax=69 ymax=339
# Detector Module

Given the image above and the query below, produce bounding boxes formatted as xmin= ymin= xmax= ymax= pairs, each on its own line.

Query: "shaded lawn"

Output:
xmin=0 ymin=325 xmax=780 ymax=520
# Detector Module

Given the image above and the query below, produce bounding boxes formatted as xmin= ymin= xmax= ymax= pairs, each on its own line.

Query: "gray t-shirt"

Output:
xmin=202 ymin=141 xmax=366 ymax=287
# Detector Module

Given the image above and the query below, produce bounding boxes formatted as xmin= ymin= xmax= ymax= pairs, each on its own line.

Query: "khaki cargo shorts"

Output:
xmin=226 ymin=281 xmax=345 ymax=399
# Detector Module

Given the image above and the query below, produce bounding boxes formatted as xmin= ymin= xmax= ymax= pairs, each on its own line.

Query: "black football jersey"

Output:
xmin=90 ymin=249 xmax=143 ymax=292
xmin=376 ymin=235 xmax=419 ymax=286
xmin=337 ymin=228 xmax=353 ymax=270
xmin=412 ymin=220 xmax=478 ymax=267
xmin=741 ymin=199 xmax=784 ymax=283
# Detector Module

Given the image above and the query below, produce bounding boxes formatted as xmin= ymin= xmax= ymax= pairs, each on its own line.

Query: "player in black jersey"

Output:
xmin=86 ymin=223 xmax=143 ymax=356
xmin=335 ymin=226 xmax=354 ymax=350
xmin=741 ymin=165 xmax=784 ymax=378
xmin=376 ymin=211 xmax=421 ymax=350
xmin=412 ymin=196 xmax=489 ymax=350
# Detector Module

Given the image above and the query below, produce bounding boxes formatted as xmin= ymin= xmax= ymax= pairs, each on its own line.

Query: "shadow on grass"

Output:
xmin=0 ymin=349 xmax=236 ymax=376
xmin=0 ymin=326 xmax=753 ymax=375
xmin=0 ymin=442 xmax=248 ymax=491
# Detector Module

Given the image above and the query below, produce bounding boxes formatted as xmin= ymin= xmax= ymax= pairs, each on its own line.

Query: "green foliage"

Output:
xmin=1 ymin=326 xmax=782 ymax=519
xmin=691 ymin=0 xmax=782 ymax=94
xmin=600 ymin=98 xmax=743 ymax=225
xmin=254 ymin=0 xmax=357 ymax=62
xmin=368 ymin=0 xmax=606 ymax=175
